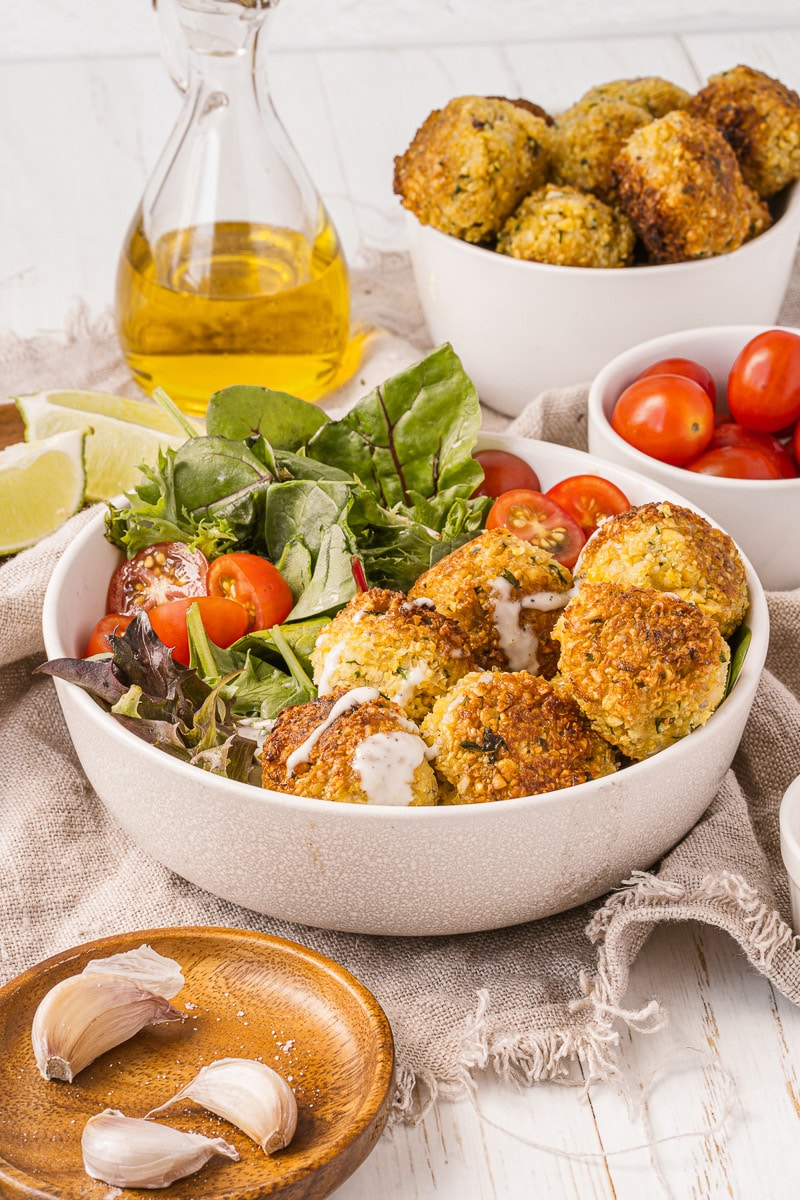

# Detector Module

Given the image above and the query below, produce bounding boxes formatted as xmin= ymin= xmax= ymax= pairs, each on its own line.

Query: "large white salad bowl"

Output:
xmin=42 ymin=434 xmax=768 ymax=936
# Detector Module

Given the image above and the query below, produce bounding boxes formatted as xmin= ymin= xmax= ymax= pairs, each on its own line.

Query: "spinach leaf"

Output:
xmin=265 ymin=479 xmax=354 ymax=562
xmin=205 ymin=384 xmax=329 ymax=449
xmin=288 ymin=524 xmax=357 ymax=620
xmin=306 ymin=343 xmax=484 ymax=516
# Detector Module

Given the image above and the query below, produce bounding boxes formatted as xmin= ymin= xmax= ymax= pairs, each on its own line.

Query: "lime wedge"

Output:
xmin=0 ymin=430 xmax=86 ymax=554
xmin=14 ymin=389 xmax=199 ymax=502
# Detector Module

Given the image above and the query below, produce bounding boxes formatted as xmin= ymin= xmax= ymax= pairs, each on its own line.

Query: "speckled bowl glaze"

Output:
xmin=587 ymin=324 xmax=800 ymax=591
xmin=405 ymin=181 xmax=800 ymax=416
xmin=42 ymin=435 xmax=768 ymax=936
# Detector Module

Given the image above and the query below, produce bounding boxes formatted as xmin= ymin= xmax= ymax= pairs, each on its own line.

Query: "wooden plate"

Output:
xmin=0 ymin=926 xmax=395 ymax=1198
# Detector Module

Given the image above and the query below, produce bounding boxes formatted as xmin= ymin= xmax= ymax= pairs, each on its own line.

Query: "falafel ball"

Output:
xmin=310 ymin=587 xmax=477 ymax=721
xmin=407 ymin=527 xmax=574 ymax=677
xmin=393 ymin=95 xmax=553 ymax=243
xmin=688 ymin=64 xmax=800 ymax=198
xmin=496 ymin=183 xmax=636 ymax=268
xmin=421 ymin=670 xmax=618 ymax=803
xmin=550 ymin=97 xmax=653 ymax=200
xmin=552 ymin=582 xmax=730 ymax=760
xmin=612 ymin=110 xmax=772 ymax=262
xmin=261 ymin=686 xmax=438 ymax=806
xmin=579 ymin=76 xmax=691 ymax=119
xmin=575 ymin=501 xmax=748 ymax=638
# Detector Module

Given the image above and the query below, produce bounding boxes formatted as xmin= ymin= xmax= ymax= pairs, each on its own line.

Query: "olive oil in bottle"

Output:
xmin=116 ymin=215 xmax=350 ymax=417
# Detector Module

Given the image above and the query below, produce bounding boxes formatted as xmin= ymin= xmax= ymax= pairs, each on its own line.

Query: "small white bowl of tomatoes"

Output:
xmin=587 ymin=325 xmax=800 ymax=591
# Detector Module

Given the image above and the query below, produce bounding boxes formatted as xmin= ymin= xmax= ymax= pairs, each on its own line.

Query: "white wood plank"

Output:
xmin=4 ymin=0 xmax=800 ymax=60
xmin=684 ymin=28 xmax=800 ymax=92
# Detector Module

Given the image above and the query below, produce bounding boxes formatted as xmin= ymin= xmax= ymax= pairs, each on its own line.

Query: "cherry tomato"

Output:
xmin=727 ymin=329 xmax=800 ymax=433
xmin=486 ymin=489 xmax=585 ymax=568
xmin=636 ymin=356 xmax=716 ymax=406
xmin=84 ymin=613 xmax=134 ymax=657
xmin=208 ymin=552 xmax=294 ymax=632
xmin=793 ymin=420 xmax=800 ymax=466
xmin=706 ymin=422 xmax=798 ymax=478
xmin=471 ymin=449 xmax=541 ymax=498
xmin=545 ymin=475 xmax=631 ymax=537
xmin=108 ymin=542 xmax=209 ymax=615
xmin=685 ymin=444 xmax=783 ymax=479
xmin=611 ymin=375 xmax=715 ymax=466
xmin=148 ymin=595 xmax=249 ymax=666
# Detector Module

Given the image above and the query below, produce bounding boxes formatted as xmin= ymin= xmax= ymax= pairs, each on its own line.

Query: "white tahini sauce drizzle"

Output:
xmin=352 ymin=731 xmax=429 ymax=806
xmin=392 ymin=662 xmax=430 ymax=708
xmin=315 ymin=640 xmax=346 ymax=696
xmin=489 ymin=578 xmax=571 ymax=672
xmin=285 ymin=686 xmax=379 ymax=777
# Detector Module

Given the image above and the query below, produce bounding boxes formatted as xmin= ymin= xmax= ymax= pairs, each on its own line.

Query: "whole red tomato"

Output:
xmin=707 ymin=422 xmax=798 ymax=478
xmin=208 ymin=552 xmax=293 ymax=632
xmin=685 ymin=444 xmax=783 ymax=479
xmin=108 ymin=542 xmax=209 ymax=614
xmin=727 ymin=329 xmax=800 ymax=433
xmin=486 ymin=489 xmax=585 ymax=568
xmin=611 ymin=374 xmax=715 ymax=466
xmin=149 ymin=595 xmax=249 ymax=666
xmin=636 ymin=356 xmax=716 ymax=406
xmin=471 ymin=449 xmax=541 ymax=498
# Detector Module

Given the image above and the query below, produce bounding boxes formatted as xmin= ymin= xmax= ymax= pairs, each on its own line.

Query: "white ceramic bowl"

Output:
xmin=42 ymin=435 xmax=768 ymax=937
xmin=780 ymin=775 xmax=800 ymax=935
xmin=405 ymin=182 xmax=800 ymax=417
xmin=587 ymin=324 xmax=800 ymax=592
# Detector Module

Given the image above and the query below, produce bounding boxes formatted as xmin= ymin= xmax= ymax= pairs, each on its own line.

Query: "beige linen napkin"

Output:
xmin=2 ymin=256 xmax=800 ymax=1120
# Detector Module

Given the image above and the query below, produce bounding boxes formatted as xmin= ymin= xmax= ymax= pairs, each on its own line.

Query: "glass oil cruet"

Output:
xmin=115 ymin=0 xmax=351 ymax=417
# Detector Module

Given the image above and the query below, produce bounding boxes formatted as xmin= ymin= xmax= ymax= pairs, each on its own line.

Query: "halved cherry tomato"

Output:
xmin=84 ymin=613 xmax=134 ymax=657
xmin=471 ymin=449 xmax=541 ymax=498
xmin=685 ymin=444 xmax=783 ymax=479
xmin=207 ymin=552 xmax=293 ymax=632
xmin=706 ymin=422 xmax=798 ymax=478
xmin=727 ymin=329 xmax=800 ymax=433
xmin=545 ymin=475 xmax=631 ymax=537
xmin=108 ymin=542 xmax=209 ymax=614
xmin=612 ymin=375 xmax=715 ymax=466
xmin=486 ymin=489 xmax=585 ymax=568
xmin=149 ymin=595 xmax=249 ymax=666
xmin=636 ymin=356 xmax=716 ymax=406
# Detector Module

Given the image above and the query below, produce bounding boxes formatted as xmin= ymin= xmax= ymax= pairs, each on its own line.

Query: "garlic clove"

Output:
xmin=147 ymin=1057 xmax=298 ymax=1154
xmin=81 ymin=1108 xmax=239 ymax=1189
xmin=82 ymin=943 xmax=184 ymax=998
xmin=32 ymin=974 xmax=184 ymax=1082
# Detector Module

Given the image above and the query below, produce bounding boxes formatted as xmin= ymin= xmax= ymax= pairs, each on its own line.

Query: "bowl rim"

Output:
xmin=587 ymin=322 xmax=800 ymax=489
xmin=405 ymin=178 xmax=800 ymax=279
xmin=42 ymin=434 xmax=769 ymax=825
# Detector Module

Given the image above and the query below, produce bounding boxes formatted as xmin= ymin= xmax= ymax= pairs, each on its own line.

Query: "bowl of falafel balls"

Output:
xmin=396 ymin=66 xmax=800 ymax=416
xmin=42 ymin=426 xmax=768 ymax=937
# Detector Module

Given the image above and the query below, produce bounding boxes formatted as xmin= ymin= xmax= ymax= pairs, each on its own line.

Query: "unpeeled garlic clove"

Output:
xmin=81 ymin=1108 xmax=239 ymax=1189
xmin=32 ymin=944 xmax=185 ymax=1082
xmin=147 ymin=1057 xmax=298 ymax=1154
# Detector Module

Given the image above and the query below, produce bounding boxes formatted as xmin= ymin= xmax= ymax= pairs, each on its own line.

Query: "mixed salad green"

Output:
xmin=40 ymin=345 xmax=495 ymax=781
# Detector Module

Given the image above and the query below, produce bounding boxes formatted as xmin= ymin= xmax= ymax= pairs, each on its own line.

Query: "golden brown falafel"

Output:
xmin=393 ymin=95 xmax=553 ymax=243
xmin=421 ymin=670 xmax=618 ymax=803
xmin=575 ymin=501 xmax=748 ymax=638
xmin=688 ymin=64 xmax=800 ymax=198
xmin=497 ymin=183 xmax=636 ymax=268
xmin=613 ymin=110 xmax=772 ymax=262
xmin=407 ymin=527 xmax=573 ymax=677
xmin=310 ymin=587 xmax=477 ymax=721
xmin=579 ymin=76 xmax=691 ymax=119
xmin=552 ymin=582 xmax=730 ymax=760
xmin=261 ymin=686 xmax=437 ymax=806
xmin=551 ymin=97 xmax=653 ymax=201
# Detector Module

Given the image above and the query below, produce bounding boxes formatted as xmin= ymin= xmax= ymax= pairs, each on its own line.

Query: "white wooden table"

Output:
xmin=3 ymin=4 xmax=800 ymax=1197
